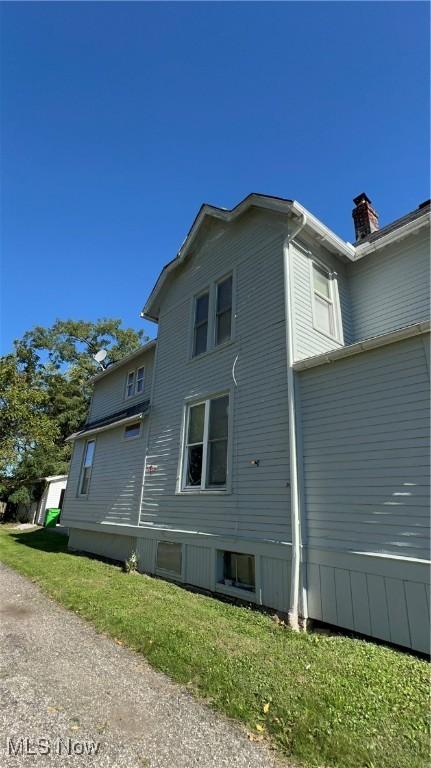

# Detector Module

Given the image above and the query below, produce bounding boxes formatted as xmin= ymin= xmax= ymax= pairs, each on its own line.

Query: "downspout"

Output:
xmin=283 ymin=210 xmax=307 ymax=631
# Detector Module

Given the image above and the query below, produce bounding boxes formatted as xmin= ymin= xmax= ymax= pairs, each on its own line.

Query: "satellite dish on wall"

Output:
xmin=93 ymin=349 xmax=108 ymax=369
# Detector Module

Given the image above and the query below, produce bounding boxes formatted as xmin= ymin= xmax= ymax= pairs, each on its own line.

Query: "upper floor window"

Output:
xmin=125 ymin=366 xmax=145 ymax=399
xmin=193 ymin=292 xmax=209 ymax=357
xmin=311 ymin=263 xmax=340 ymax=340
xmin=79 ymin=440 xmax=95 ymax=496
xmin=192 ymin=274 xmax=233 ymax=358
xmin=215 ymin=276 xmax=232 ymax=346
xmin=182 ymin=394 xmax=230 ymax=490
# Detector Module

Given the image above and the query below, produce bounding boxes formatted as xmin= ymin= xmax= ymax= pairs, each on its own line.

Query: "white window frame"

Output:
xmin=124 ymin=365 xmax=145 ymax=400
xmin=135 ymin=366 xmax=145 ymax=394
xmin=123 ymin=421 xmax=142 ymax=441
xmin=78 ymin=439 xmax=96 ymax=497
xmin=192 ymin=289 xmax=210 ymax=358
xmin=179 ymin=392 xmax=231 ymax=493
xmin=214 ymin=274 xmax=233 ymax=348
xmin=310 ymin=260 xmax=343 ymax=344
xmin=189 ymin=271 xmax=235 ymax=360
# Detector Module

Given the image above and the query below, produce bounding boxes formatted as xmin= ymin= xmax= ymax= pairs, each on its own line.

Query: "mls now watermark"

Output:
xmin=6 ymin=737 xmax=101 ymax=757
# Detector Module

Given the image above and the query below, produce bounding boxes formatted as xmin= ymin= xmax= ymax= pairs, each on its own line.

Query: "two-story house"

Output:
xmin=62 ymin=193 xmax=430 ymax=654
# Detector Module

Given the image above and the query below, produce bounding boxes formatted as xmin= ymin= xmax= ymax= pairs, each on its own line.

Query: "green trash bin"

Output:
xmin=44 ymin=508 xmax=61 ymax=527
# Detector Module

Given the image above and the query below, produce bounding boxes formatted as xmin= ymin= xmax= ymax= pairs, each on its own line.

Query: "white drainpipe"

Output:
xmin=283 ymin=209 xmax=307 ymax=630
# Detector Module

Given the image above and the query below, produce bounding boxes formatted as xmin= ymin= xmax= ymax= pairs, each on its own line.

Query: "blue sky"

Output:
xmin=1 ymin=1 xmax=429 ymax=354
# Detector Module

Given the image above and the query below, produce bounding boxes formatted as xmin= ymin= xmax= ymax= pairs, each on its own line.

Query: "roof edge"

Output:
xmin=91 ymin=339 xmax=157 ymax=383
xmin=293 ymin=321 xmax=430 ymax=372
xmin=141 ymin=193 xmax=355 ymax=322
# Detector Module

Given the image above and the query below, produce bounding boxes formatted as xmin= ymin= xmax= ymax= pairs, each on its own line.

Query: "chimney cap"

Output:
xmin=353 ymin=192 xmax=372 ymax=206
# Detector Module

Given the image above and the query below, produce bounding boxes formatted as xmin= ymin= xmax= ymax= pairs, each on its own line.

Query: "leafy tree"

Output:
xmin=1 ymin=318 xmax=147 ymax=507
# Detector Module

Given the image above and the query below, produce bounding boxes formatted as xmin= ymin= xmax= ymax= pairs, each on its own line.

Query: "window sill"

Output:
xmin=188 ymin=338 xmax=236 ymax=363
xmin=311 ymin=323 xmax=344 ymax=346
xmin=176 ymin=488 xmax=231 ymax=496
xmin=215 ymin=582 xmax=257 ymax=602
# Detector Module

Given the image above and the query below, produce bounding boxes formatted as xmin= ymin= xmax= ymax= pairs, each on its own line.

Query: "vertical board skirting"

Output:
xmin=367 ymin=574 xmax=390 ymax=641
xmin=385 ymin=578 xmax=411 ymax=648
xmin=306 ymin=563 xmax=322 ymax=620
xmin=136 ymin=537 xmax=157 ymax=574
xmin=260 ymin=556 xmax=291 ymax=613
xmin=350 ymin=571 xmax=372 ymax=637
xmin=334 ymin=569 xmax=354 ymax=629
xmin=185 ymin=544 xmax=213 ymax=590
xmin=307 ymin=551 xmax=430 ymax=653
xmin=404 ymin=581 xmax=430 ymax=654
xmin=320 ymin=565 xmax=338 ymax=626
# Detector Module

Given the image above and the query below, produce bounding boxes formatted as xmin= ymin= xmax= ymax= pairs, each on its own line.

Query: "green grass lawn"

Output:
xmin=0 ymin=527 xmax=429 ymax=768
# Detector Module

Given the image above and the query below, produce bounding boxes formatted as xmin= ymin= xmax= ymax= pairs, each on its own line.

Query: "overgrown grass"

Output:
xmin=0 ymin=527 xmax=429 ymax=768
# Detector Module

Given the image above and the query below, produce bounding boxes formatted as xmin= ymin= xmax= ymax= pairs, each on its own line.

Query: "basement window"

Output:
xmin=219 ymin=551 xmax=255 ymax=592
xmin=156 ymin=541 xmax=182 ymax=576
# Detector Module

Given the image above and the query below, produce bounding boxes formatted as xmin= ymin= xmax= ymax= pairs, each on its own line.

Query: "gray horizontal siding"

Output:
xmin=292 ymin=239 xmax=353 ymax=361
xmin=348 ymin=228 xmax=430 ymax=341
xmin=62 ymin=420 xmax=148 ymax=528
xmin=88 ymin=348 xmax=154 ymax=422
xmin=140 ymin=208 xmax=291 ymax=543
xmin=299 ymin=334 xmax=430 ymax=560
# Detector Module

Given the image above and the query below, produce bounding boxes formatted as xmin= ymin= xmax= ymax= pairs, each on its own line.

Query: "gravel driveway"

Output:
xmin=0 ymin=564 xmax=284 ymax=768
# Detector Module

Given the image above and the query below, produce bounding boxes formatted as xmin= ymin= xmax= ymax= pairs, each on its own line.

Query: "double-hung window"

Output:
xmin=215 ymin=275 xmax=232 ymax=346
xmin=193 ymin=292 xmax=209 ymax=357
xmin=79 ymin=440 xmax=95 ymax=496
xmin=312 ymin=263 xmax=339 ymax=339
xmin=192 ymin=274 xmax=233 ymax=358
xmin=126 ymin=371 xmax=135 ymax=398
xmin=136 ymin=366 xmax=145 ymax=394
xmin=182 ymin=394 xmax=229 ymax=490
xmin=125 ymin=366 xmax=145 ymax=398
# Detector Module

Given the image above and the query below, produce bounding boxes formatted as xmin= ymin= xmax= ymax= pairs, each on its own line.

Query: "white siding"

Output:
xmin=88 ymin=348 xmax=154 ymax=422
xmin=141 ymin=208 xmax=291 ymax=543
xmin=292 ymin=239 xmax=353 ymax=361
xmin=62 ymin=419 xmax=148 ymax=528
xmin=299 ymin=335 xmax=430 ymax=560
xmin=348 ymin=228 xmax=430 ymax=341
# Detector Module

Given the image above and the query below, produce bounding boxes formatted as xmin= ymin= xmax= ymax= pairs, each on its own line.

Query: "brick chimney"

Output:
xmin=352 ymin=193 xmax=379 ymax=241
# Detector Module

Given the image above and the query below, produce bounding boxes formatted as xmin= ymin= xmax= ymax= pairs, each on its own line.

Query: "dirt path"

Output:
xmin=0 ymin=564 xmax=284 ymax=768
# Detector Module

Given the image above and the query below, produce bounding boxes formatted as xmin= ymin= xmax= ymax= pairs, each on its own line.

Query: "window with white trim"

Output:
xmin=136 ymin=366 xmax=145 ymax=394
xmin=79 ymin=440 xmax=95 ymax=496
xmin=126 ymin=371 xmax=135 ymax=398
xmin=182 ymin=394 xmax=229 ymax=490
xmin=124 ymin=422 xmax=141 ymax=440
xmin=192 ymin=274 xmax=233 ymax=358
xmin=193 ymin=291 xmax=209 ymax=357
xmin=312 ymin=263 xmax=338 ymax=339
xmin=125 ymin=366 xmax=145 ymax=399
xmin=215 ymin=275 xmax=232 ymax=346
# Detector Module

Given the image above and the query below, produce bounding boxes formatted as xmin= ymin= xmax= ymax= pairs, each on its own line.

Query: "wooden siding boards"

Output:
xmin=298 ymin=335 xmax=430 ymax=560
xmin=291 ymin=239 xmax=354 ymax=361
xmin=140 ymin=209 xmax=292 ymax=545
xmin=348 ymin=228 xmax=430 ymax=341
xmin=62 ymin=420 xmax=148 ymax=528
xmin=300 ymin=334 xmax=430 ymax=652
xmin=88 ymin=348 xmax=155 ymax=422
